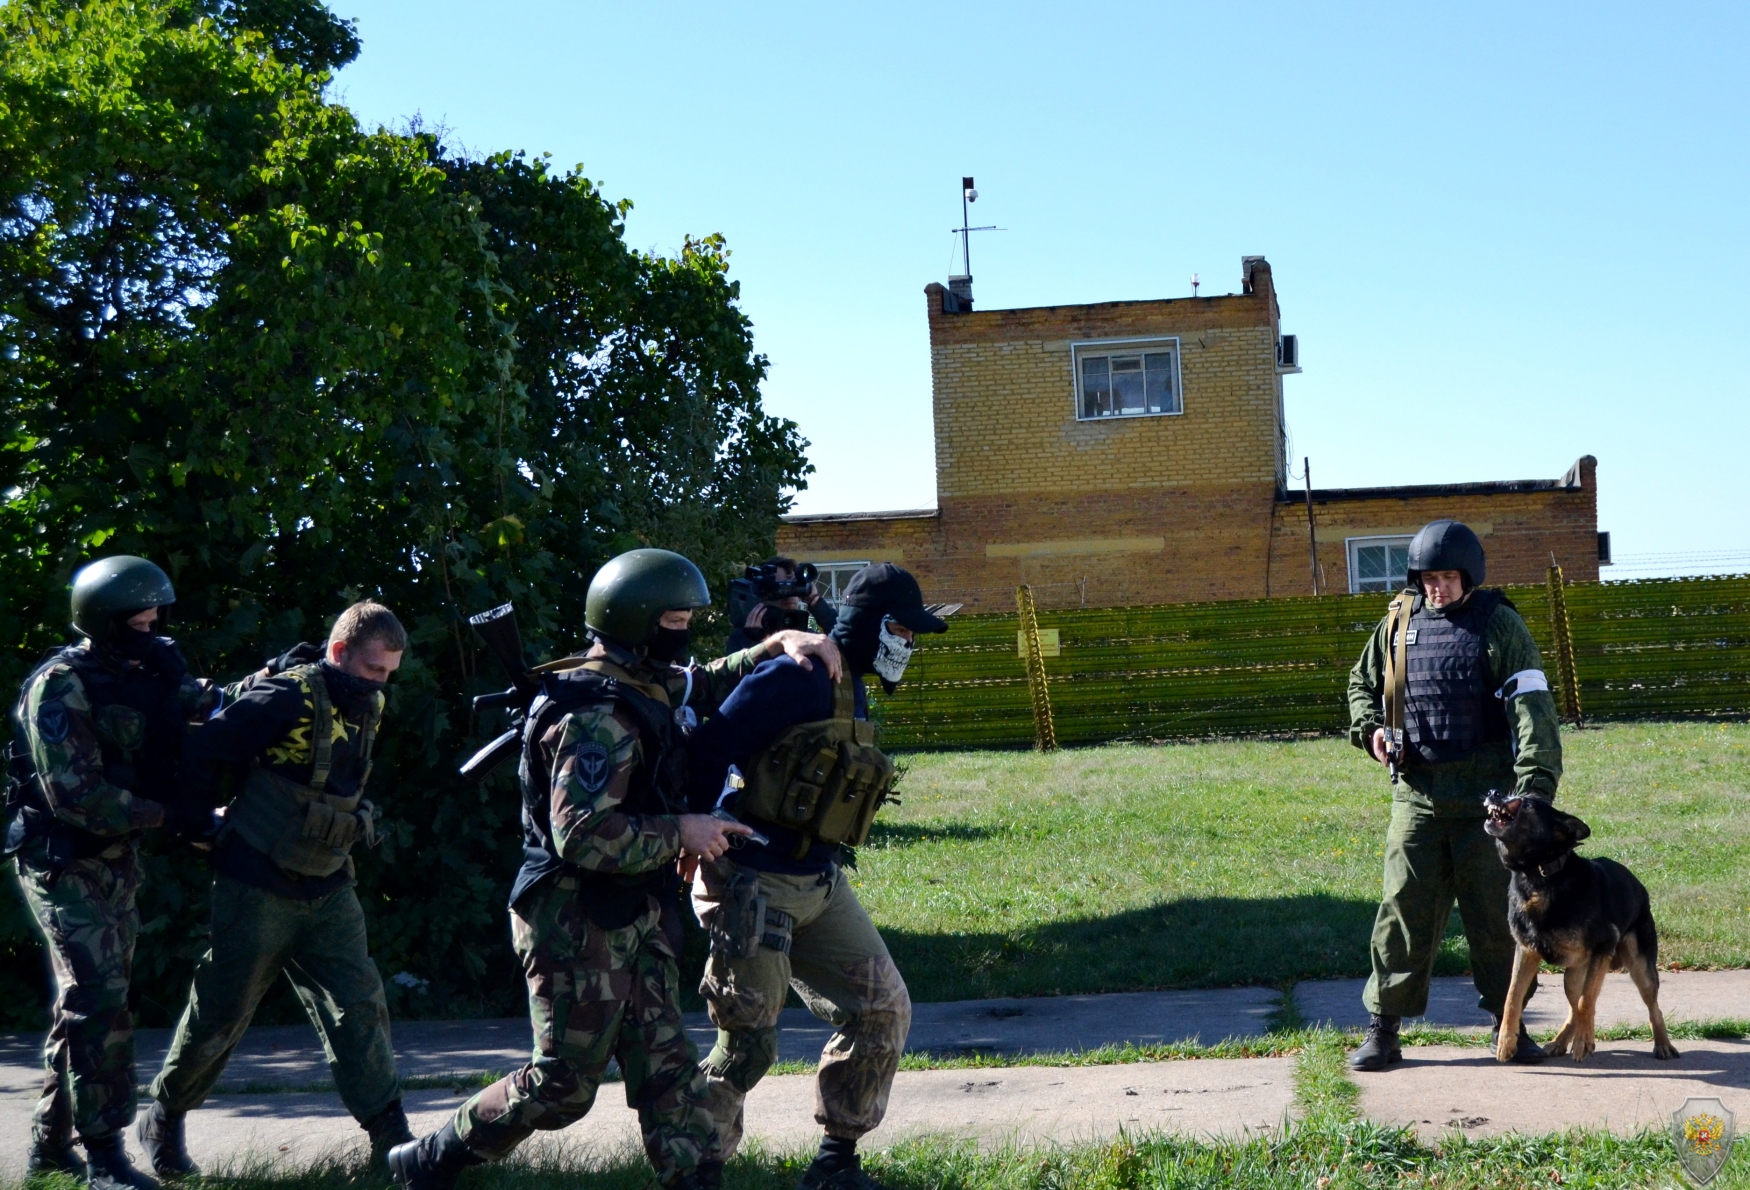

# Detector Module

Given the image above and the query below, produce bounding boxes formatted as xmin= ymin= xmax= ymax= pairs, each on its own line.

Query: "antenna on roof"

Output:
xmin=1191 ymin=273 xmax=1201 ymax=297
xmin=948 ymin=176 xmax=1004 ymax=308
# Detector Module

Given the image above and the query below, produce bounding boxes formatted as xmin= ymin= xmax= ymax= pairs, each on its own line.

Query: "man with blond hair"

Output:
xmin=137 ymin=602 xmax=415 ymax=1176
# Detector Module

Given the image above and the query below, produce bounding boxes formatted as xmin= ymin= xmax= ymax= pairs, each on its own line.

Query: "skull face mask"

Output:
xmin=871 ymin=621 xmax=914 ymax=687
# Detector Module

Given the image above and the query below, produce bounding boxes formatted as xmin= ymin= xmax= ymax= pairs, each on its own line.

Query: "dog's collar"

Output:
xmin=1535 ymin=854 xmax=1568 ymax=878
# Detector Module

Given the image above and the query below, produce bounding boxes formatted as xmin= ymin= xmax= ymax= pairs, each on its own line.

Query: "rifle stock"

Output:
xmin=462 ymin=603 xmax=539 ymax=782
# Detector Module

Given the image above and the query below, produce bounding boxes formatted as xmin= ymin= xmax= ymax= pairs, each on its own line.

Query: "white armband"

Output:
xmin=1495 ymin=669 xmax=1550 ymax=699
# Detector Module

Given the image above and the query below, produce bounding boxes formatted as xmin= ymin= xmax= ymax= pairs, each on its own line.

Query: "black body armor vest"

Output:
xmin=5 ymin=642 xmax=188 ymax=863
xmin=510 ymin=667 xmax=688 ymax=928
xmin=1403 ymin=589 xmax=1511 ymax=764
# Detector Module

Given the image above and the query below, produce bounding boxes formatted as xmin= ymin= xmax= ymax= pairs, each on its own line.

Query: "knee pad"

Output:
xmin=704 ymin=1027 xmax=777 ymax=1094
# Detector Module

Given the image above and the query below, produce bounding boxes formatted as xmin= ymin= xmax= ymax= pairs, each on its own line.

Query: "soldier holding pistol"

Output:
xmin=391 ymin=549 xmax=841 ymax=1190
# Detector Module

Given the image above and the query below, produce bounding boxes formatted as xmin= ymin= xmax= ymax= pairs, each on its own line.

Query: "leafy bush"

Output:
xmin=0 ymin=0 xmax=806 ymax=1026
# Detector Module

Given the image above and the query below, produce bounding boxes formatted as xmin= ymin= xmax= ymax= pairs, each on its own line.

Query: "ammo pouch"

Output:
xmin=706 ymin=861 xmax=793 ymax=959
xmin=225 ymin=664 xmax=380 ymax=879
xmin=737 ymin=674 xmax=895 ymax=860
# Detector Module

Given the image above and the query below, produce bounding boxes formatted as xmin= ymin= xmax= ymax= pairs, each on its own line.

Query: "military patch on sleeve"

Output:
xmin=35 ymin=699 xmax=69 ymax=745
xmin=575 ymin=742 xmax=612 ymax=794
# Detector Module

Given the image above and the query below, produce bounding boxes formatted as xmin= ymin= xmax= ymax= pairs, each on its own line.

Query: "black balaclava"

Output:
xmin=645 ymin=625 xmax=692 ymax=665
xmin=108 ymin=609 xmax=160 ymax=663
xmin=321 ymin=660 xmax=384 ymax=719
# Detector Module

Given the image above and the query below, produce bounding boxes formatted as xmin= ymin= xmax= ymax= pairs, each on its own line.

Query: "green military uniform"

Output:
xmin=448 ymin=639 xmax=771 ymax=1185
xmin=10 ymin=646 xmax=203 ymax=1152
xmin=1348 ymin=590 xmax=1562 ymax=1018
xmin=146 ymin=658 xmax=404 ymax=1155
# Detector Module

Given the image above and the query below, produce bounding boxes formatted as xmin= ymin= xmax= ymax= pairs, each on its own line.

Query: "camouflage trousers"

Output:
xmin=15 ymin=843 xmax=142 ymax=1144
xmin=692 ymin=861 xmax=911 ymax=1158
xmin=452 ymin=875 xmax=715 ymax=1183
xmin=149 ymin=875 xmax=401 ymax=1122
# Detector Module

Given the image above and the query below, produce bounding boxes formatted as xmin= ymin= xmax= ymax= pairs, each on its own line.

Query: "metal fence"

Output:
xmin=870 ymin=575 xmax=1750 ymax=749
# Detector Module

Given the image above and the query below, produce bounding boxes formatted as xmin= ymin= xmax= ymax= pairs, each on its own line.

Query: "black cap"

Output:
xmin=840 ymin=563 xmax=951 ymax=634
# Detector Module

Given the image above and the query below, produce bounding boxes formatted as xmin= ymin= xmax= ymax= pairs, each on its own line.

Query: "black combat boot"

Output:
xmin=363 ymin=1099 xmax=415 ymax=1169
xmin=1490 ymin=1015 xmax=1547 ymax=1065
xmin=1348 ymin=1013 xmax=1403 ymax=1072
xmin=82 ymin=1133 xmax=161 ymax=1190
xmin=797 ymin=1137 xmax=891 ymax=1190
xmin=664 ymin=1162 xmax=723 ymax=1190
xmin=135 ymin=1101 xmax=197 ymax=1179
xmin=387 ymin=1120 xmax=483 ymax=1190
xmin=27 ymin=1137 xmax=89 ymax=1179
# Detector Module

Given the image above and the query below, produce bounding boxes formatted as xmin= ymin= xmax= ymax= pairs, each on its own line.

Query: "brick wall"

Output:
xmin=1269 ymin=457 xmax=1601 ymax=596
xmin=777 ymin=259 xmax=1600 ymax=613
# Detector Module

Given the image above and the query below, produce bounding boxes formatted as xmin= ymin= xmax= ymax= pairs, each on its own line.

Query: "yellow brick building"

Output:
xmin=779 ymin=258 xmax=1602 ymax=611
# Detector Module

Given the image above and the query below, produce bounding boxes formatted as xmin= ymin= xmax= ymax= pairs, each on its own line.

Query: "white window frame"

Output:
xmin=1346 ymin=535 xmax=1414 ymax=595
xmin=809 ymin=561 xmax=869 ymax=602
xmin=1070 ymin=336 xmax=1183 ymax=422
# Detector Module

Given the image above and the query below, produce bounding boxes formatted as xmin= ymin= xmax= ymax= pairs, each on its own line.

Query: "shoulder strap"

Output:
xmin=355 ymin=692 xmax=382 ymax=791
xmin=832 ymin=671 xmax=856 ymax=722
xmin=580 ymin=658 xmax=672 ymax=707
xmin=292 ymin=664 xmax=334 ymax=792
xmin=1383 ymin=589 xmax=1414 ymax=747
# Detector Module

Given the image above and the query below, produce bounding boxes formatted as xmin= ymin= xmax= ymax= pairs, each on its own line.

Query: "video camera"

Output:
xmin=727 ymin=561 xmax=819 ymax=641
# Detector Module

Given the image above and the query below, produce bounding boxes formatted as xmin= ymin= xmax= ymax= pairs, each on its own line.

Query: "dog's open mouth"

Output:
xmin=1483 ymin=796 xmax=1523 ymax=836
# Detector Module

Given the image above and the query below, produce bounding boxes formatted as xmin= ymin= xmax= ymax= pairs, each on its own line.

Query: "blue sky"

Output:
xmin=331 ymin=2 xmax=1748 ymax=578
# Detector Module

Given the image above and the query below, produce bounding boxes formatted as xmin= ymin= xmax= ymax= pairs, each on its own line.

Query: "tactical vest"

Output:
xmin=225 ymin=663 xmax=381 ymax=879
xmin=1403 ymin=589 xmax=1511 ymax=764
xmin=5 ymin=644 xmax=187 ymax=864
xmin=738 ymin=673 xmax=895 ymax=859
xmin=511 ymin=662 xmax=688 ymax=928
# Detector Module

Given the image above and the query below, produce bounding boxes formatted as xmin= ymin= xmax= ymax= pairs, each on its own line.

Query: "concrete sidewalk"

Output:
xmin=0 ymin=985 xmax=1281 ymax=1101
xmin=2 ymin=970 xmax=1744 ymax=1175
xmin=6 ymin=1060 xmax=1294 ymax=1178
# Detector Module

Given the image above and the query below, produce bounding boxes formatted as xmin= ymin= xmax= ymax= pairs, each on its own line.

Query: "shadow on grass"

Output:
xmin=863 ymin=820 xmax=1006 ymax=846
xmin=882 ymin=893 xmax=1477 ymax=1003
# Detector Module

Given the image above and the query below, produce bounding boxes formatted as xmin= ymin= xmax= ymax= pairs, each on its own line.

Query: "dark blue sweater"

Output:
xmin=688 ymin=655 xmax=867 ymax=874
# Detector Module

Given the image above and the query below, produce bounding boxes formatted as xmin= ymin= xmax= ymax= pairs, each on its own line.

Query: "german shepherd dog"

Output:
xmin=1483 ymin=793 xmax=1679 ymax=1063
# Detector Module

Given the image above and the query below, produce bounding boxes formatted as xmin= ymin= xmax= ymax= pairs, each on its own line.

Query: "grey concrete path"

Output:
xmin=2 ymin=971 xmax=1744 ymax=1174
xmin=1295 ymin=968 xmax=1750 ymax=1033
xmin=1355 ymin=1039 xmax=1750 ymax=1140
xmin=0 ymin=985 xmax=1280 ymax=1102
xmin=38 ymin=1059 xmax=1292 ymax=1179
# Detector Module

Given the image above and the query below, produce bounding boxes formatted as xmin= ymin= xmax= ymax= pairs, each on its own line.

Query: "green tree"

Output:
xmin=0 ymin=0 xmax=808 ymax=1026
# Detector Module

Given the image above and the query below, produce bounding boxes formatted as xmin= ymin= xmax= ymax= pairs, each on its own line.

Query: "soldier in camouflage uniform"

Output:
xmin=687 ymin=563 xmax=952 ymax=1190
xmin=6 ymin=557 xmax=215 ymax=1189
xmin=391 ymin=549 xmax=842 ymax=1190
xmin=1346 ymin=520 xmax=1563 ymax=1072
xmin=138 ymin=602 xmax=414 ymax=1178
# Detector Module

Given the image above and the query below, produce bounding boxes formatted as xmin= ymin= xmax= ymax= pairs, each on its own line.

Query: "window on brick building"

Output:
xmin=1347 ymin=536 xmax=1414 ymax=594
xmin=1072 ymin=338 xmax=1181 ymax=420
xmin=809 ymin=561 xmax=870 ymax=601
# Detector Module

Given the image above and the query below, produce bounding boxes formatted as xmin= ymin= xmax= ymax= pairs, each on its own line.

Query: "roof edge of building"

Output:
xmin=1289 ymin=478 xmax=1577 ymax=503
xmin=780 ymin=507 xmax=941 ymax=525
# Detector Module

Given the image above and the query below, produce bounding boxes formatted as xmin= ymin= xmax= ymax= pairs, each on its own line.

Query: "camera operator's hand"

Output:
xmin=744 ymin=605 xmax=770 ymax=631
xmin=764 ymin=630 xmax=844 ymax=681
xmin=678 ymin=813 xmax=752 ymax=862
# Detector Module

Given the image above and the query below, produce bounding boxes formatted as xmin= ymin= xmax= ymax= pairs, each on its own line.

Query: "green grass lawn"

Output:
xmin=848 ymin=721 xmax=1750 ymax=1003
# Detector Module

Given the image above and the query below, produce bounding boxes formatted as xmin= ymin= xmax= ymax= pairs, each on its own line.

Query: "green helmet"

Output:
xmin=585 ymin=548 xmax=711 ymax=650
xmin=70 ymin=556 xmax=176 ymax=645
